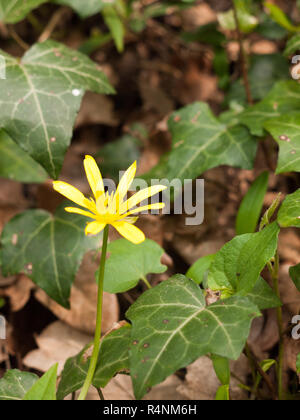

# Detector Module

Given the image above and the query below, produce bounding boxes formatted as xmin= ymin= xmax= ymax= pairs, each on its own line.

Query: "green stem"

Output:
xmin=141 ymin=276 xmax=152 ymax=289
xmin=78 ymin=226 xmax=109 ymax=401
xmin=273 ymin=252 xmax=284 ymax=400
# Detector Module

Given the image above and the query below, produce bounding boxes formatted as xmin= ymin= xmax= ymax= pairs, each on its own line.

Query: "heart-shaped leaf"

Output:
xmin=144 ymin=102 xmax=257 ymax=187
xmin=57 ymin=323 xmax=131 ymax=400
xmin=277 ymin=189 xmax=300 ymax=228
xmin=103 ymin=239 xmax=167 ymax=293
xmin=186 ymin=254 xmax=215 ymax=285
xmin=0 ymin=40 xmax=114 ymax=178
xmin=23 ymin=364 xmax=58 ymax=400
xmin=127 ymin=274 xmax=260 ymax=399
xmin=289 ymin=264 xmax=300 ymax=292
xmin=0 ymin=370 xmax=38 ymax=400
xmin=0 ymin=203 xmax=100 ymax=308
xmin=207 ymin=223 xmax=280 ymax=295
xmin=0 ymin=130 xmax=47 ymax=183
xmin=264 ymin=114 xmax=300 ymax=174
xmin=239 ymin=81 xmax=300 ymax=137
xmin=0 ymin=0 xmax=47 ymax=23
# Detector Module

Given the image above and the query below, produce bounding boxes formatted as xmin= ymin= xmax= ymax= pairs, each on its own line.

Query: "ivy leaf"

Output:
xmin=57 ymin=324 xmax=131 ymax=400
xmin=0 ymin=0 xmax=47 ymax=23
xmin=144 ymin=102 xmax=257 ymax=187
xmin=0 ymin=130 xmax=47 ymax=183
xmin=207 ymin=223 xmax=280 ymax=296
xmin=53 ymin=0 xmax=116 ymax=19
xmin=0 ymin=40 xmax=114 ymax=179
xmin=103 ymin=239 xmax=167 ymax=293
xmin=127 ymin=274 xmax=260 ymax=400
xmin=186 ymin=254 xmax=215 ymax=285
xmin=289 ymin=264 xmax=300 ymax=292
xmin=0 ymin=203 xmax=100 ymax=308
xmin=0 ymin=370 xmax=38 ymax=401
xmin=277 ymin=189 xmax=300 ymax=228
xmin=284 ymin=34 xmax=300 ymax=56
xmin=239 ymin=81 xmax=300 ymax=137
xmin=23 ymin=364 xmax=58 ymax=401
xmin=264 ymin=114 xmax=300 ymax=174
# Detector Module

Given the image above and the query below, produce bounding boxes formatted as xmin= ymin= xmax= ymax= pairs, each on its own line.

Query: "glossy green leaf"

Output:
xmin=236 ymin=171 xmax=269 ymax=235
xmin=127 ymin=274 xmax=260 ymax=399
xmin=218 ymin=0 xmax=258 ymax=34
xmin=103 ymin=239 xmax=167 ymax=293
xmin=0 ymin=130 xmax=47 ymax=183
xmin=0 ymin=0 xmax=47 ymax=23
xmin=144 ymin=103 xmax=257 ymax=188
xmin=215 ymin=384 xmax=230 ymax=400
xmin=0 ymin=370 xmax=38 ymax=400
xmin=102 ymin=5 xmax=125 ymax=53
xmin=23 ymin=364 xmax=58 ymax=400
xmin=259 ymin=193 xmax=282 ymax=231
xmin=284 ymin=34 xmax=300 ymax=56
xmin=0 ymin=203 xmax=100 ymax=308
xmin=0 ymin=40 xmax=114 ymax=179
xmin=207 ymin=223 xmax=280 ymax=295
xmin=264 ymin=114 xmax=300 ymax=174
xmin=226 ymin=54 xmax=289 ymax=106
xmin=211 ymin=355 xmax=230 ymax=385
xmin=239 ymin=81 xmax=300 ymax=137
xmin=290 ymin=264 xmax=300 ymax=292
xmin=264 ymin=2 xmax=300 ymax=32
xmin=53 ymin=0 xmax=114 ymax=18
xmin=186 ymin=254 xmax=215 ymax=285
xmin=57 ymin=324 xmax=131 ymax=400
xmin=277 ymin=189 xmax=300 ymax=228
xmin=246 ymin=277 xmax=281 ymax=310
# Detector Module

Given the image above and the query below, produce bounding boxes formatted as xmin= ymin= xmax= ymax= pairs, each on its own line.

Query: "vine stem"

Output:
xmin=141 ymin=275 xmax=152 ymax=289
xmin=269 ymin=252 xmax=284 ymax=400
xmin=232 ymin=0 xmax=253 ymax=105
xmin=78 ymin=225 xmax=109 ymax=401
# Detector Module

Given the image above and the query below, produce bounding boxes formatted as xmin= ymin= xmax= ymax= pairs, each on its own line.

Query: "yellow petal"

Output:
xmin=65 ymin=207 xmax=95 ymax=219
xmin=115 ymin=161 xmax=137 ymax=206
xmin=53 ymin=181 xmax=87 ymax=208
xmin=120 ymin=185 xmax=167 ymax=214
xmin=113 ymin=221 xmax=145 ymax=244
xmin=85 ymin=221 xmax=106 ymax=236
xmin=122 ymin=202 xmax=165 ymax=217
xmin=84 ymin=155 xmax=104 ymax=199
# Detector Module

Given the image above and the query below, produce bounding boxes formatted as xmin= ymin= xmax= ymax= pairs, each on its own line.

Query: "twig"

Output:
xmin=268 ymin=253 xmax=285 ymax=400
xmin=244 ymin=343 xmax=278 ymax=400
xmin=97 ymin=388 xmax=105 ymax=400
xmin=8 ymin=25 xmax=29 ymax=50
xmin=38 ymin=7 xmax=70 ymax=43
xmin=232 ymin=0 xmax=253 ymax=105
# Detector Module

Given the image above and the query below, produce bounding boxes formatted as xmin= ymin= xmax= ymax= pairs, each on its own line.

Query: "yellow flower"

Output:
xmin=53 ymin=156 xmax=166 ymax=244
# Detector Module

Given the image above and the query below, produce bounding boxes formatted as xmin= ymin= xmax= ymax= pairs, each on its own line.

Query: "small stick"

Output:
xmin=232 ymin=1 xmax=253 ymax=105
xmin=38 ymin=7 xmax=70 ymax=43
xmin=245 ymin=343 xmax=278 ymax=400
xmin=8 ymin=25 xmax=29 ymax=50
